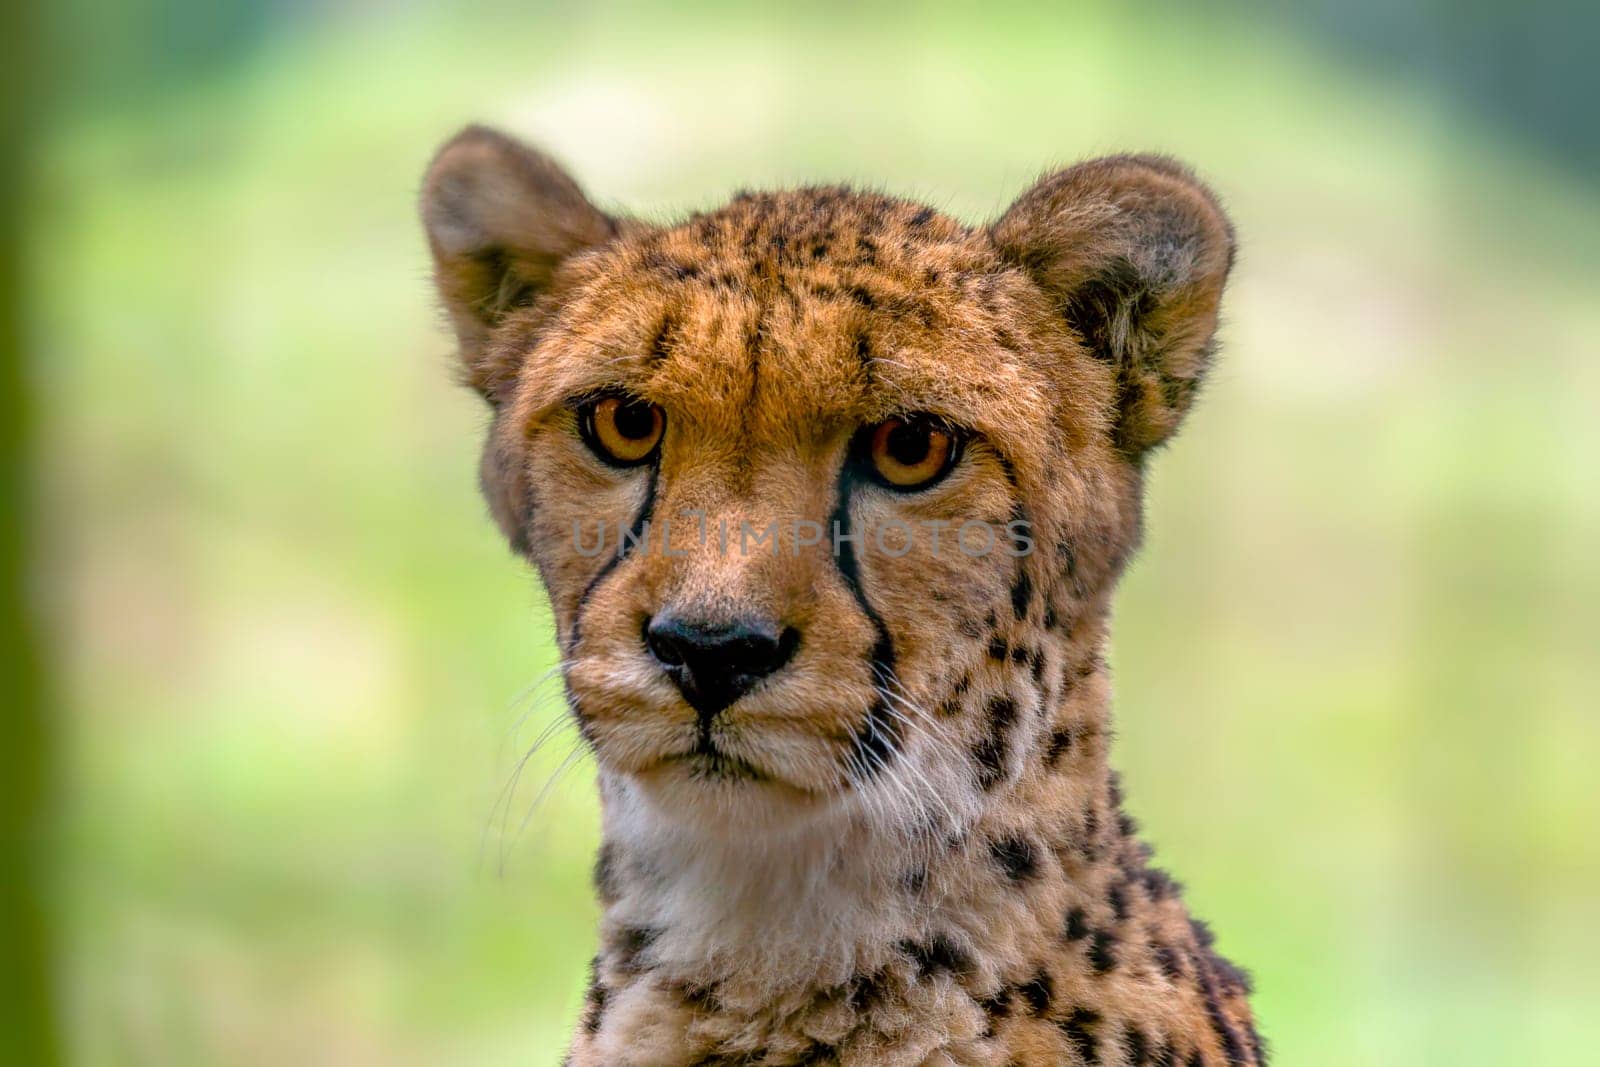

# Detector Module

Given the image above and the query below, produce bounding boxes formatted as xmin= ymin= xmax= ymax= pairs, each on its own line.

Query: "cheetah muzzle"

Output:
xmin=421 ymin=125 xmax=1264 ymax=1066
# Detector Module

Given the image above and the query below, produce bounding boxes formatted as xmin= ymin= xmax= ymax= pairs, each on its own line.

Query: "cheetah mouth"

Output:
xmin=642 ymin=738 xmax=830 ymax=803
xmin=660 ymin=738 xmax=772 ymax=784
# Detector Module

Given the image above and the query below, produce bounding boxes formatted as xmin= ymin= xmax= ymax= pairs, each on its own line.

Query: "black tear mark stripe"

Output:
xmin=829 ymin=462 xmax=901 ymax=779
xmin=567 ymin=465 xmax=659 ymax=655
xmin=990 ymin=457 xmax=1036 ymax=629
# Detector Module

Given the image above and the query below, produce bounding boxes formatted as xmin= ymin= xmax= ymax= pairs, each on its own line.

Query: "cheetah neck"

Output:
xmin=570 ymin=616 xmax=1263 ymax=1064
xmin=588 ymin=621 xmax=1131 ymax=1006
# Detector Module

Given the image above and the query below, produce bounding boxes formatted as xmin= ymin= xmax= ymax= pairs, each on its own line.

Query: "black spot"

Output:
xmin=1154 ymin=943 xmax=1185 ymax=980
xmin=1119 ymin=808 xmax=1140 ymax=838
xmin=845 ymin=283 xmax=877 ymax=311
xmin=976 ymin=988 xmax=1011 ymax=1037
xmin=973 ymin=696 xmax=1018 ymax=790
xmin=972 ymin=738 xmax=1005 ymax=789
xmin=1059 ymin=1008 xmax=1101 ymax=1063
xmin=854 ymin=330 xmax=872 ymax=367
xmin=1016 ymin=971 xmax=1053 ymax=1014
xmin=582 ymin=957 xmax=607 ymax=1033
xmin=1056 ymin=662 xmax=1081 ymax=703
xmin=800 ymin=1040 xmax=841 ymax=1064
xmin=1247 ymin=1024 xmax=1269 ymax=1066
xmin=1009 ymin=645 xmax=1030 ymax=666
xmin=1153 ymin=1043 xmax=1177 ymax=1067
xmin=910 ymin=206 xmax=935 ymax=226
xmin=1186 ymin=1052 xmax=1205 ymax=1067
xmin=1058 ymin=540 xmax=1078 ymax=579
xmin=1109 ymin=881 xmax=1130 ymax=922
xmin=1008 ymin=505 xmax=1032 ymax=556
xmin=1029 ymin=648 xmax=1047 ymax=684
xmin=613 ymin=926 xmax=659 ymax=973
xmin=649 ymin=311 xmax=678 ymax=361
xmin=1010 ymin=571 xmax=1033 ymax=620
xmin=1064 ymin=906 xmax=1090 ymax=941
xmin=1143 ymin=867 xmax=1182 ymax=901
xmin=978 ymin=989 xmax=1011 ymax=1018
xmin=989 ymin=835 xmax=1039 ymax=883
xmin=987 ymin=637 xmax=1009 ymax=661
xmin=900 ymin=934 xmax=972 ymax=979
xmin=662 ymin=259 xmax=702 ymax=281
xmin=1195 ymin=954 xmax=1251 ymax=1066
xmin=1160 ymin=370 xmax=1197 ymax=409
xmin=1125 ymin=1025 xmax=1151 ymax=1064
xmin=675 ymin=979 xmax=720 ymax=1012
xmin=848 ymin=969 xmax=886 ymax=1011
xmin=1044 ymin=728 xmax=1074 ymax=768
xmin=1213 ymin=954 xmax=1255 ymax=998
xmin=1082 ymin=807 xmax=1101 ymax=852
xmin=1088 ymin=929 xmax=1118 ymax=973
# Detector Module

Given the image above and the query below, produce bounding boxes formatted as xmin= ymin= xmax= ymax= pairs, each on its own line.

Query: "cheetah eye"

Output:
xmin=864 ymin=415 xmax=963 ymax=490
xmin=579 ymin=395 xmax=665 ymax=467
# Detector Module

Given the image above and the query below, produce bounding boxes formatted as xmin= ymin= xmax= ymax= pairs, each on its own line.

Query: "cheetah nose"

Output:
xmin=644 ymin=614 xmax=800 ymax=718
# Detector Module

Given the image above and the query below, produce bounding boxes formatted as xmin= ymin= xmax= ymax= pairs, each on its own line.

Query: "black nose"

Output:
xmin=644 ymin=614 xmax=799 ymax=718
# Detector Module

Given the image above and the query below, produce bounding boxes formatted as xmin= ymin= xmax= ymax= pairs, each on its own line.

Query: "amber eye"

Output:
xmin=580 ymin=395 xmax=665 ymax=466
xmin=866 ymin=415 xmax=962 ymax=490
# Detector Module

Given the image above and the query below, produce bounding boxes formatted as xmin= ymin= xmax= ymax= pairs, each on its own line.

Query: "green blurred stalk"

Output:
xmin=0 ymin=0 xmax=61 ymax=1063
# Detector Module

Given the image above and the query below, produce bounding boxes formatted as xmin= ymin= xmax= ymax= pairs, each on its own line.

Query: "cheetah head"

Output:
xmin=421 ymin=127 xmax=1232 ymax=840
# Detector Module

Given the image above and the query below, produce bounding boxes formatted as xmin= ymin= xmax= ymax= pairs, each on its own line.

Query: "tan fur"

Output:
xmin=422 ymin=126 xmax=1259 ymax=1065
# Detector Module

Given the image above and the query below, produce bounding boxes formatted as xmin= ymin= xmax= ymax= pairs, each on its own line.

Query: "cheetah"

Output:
xmin=420 ymin=125 xmax=1262 ymax=1066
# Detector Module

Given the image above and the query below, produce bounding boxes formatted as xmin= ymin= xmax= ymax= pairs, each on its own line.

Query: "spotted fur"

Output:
xmin=421 ymin=125 xmax=1260 ymax=1065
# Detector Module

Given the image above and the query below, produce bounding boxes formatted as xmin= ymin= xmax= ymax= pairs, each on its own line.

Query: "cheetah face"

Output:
xmin=421 ymin=128 xmax=1232 ymax=832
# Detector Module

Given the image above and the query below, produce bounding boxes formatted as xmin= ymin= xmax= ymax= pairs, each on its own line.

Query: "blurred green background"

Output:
xmin=8 ymin=1 xmax=1600 ymax=1064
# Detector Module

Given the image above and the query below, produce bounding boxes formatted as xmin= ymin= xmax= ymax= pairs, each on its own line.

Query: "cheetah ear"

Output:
xmin=420 ymin=125 xmax=619 ymax=402
xmin=991 ymin=155 xmax=1235 ymax=455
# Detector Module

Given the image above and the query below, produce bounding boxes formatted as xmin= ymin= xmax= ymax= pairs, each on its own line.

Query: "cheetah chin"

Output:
xmin=423 ymin=125 xmax=1265 ymax=1066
